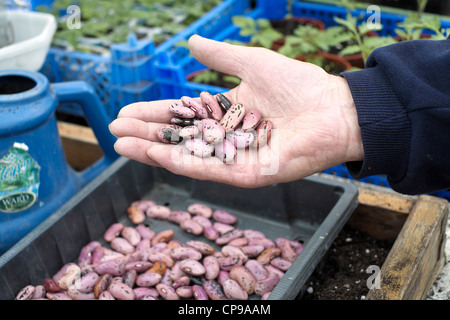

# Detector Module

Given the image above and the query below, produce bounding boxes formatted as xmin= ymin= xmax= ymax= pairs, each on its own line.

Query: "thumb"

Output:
xmin=188 ymin=35 xmax=250 ymax=79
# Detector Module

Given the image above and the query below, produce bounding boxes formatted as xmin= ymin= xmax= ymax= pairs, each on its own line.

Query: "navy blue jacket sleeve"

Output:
xmin=341 ymin=39 xmax=450 ymax=195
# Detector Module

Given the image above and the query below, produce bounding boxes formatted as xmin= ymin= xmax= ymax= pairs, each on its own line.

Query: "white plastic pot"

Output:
xmin=0 ymin=10 xmax=56 ymax=71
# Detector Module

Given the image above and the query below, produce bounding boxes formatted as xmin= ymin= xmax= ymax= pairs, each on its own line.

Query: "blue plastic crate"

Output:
xmin=36 ymin=0 xmax=250 ymax=120
xmin=155 ymin=0 xmax=450 ymax=99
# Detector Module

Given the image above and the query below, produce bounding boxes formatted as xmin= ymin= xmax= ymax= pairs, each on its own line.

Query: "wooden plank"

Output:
xmin=57 ymin=121 xmax=103 ymax=171
xmin=366 ymin=195 xmax=449 ymax=300
xmin=349 ymin=183 xmax=416 ymax=241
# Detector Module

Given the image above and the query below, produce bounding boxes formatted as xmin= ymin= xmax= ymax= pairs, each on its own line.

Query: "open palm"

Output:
xmin=109 ymin=35 xmax=363 ymax=188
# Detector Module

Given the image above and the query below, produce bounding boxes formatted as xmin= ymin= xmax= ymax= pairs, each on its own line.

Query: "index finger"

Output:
xmin=117 ymin=100 xmax=176 ymax=123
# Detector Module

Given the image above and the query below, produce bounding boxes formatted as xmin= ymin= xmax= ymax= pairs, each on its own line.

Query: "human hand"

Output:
xmin=109 ymin=35 xmax=363 ymax=188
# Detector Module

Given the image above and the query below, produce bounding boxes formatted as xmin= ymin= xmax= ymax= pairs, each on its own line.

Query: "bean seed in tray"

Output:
xmin=15 ymin=200 xmax=303 ymax=300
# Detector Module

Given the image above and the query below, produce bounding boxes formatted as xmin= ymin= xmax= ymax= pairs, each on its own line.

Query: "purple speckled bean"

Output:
xmin=180 ymin=219 xmax=204 ymax=235
xmin=192 ymin=215 xmax=212 ymax=228
xmin=203 ymin=226 xmax=219 ymax=241
xmin=216 ymin=229 xmax=244 ymax=245
xmin=104 ymin=223 xmax=124 ymax=242
xmin=135 ymin=224 xmax=155 ymax=240
xmin=46 ymin=292 xmax=72 ymax=300
xmin=203 ymin=280 xmax=227 ymax=300
xmin=261 ymin=292 xmax=271 ymax=300
xmin=222 ymin=245 xmax=248 ymax=262
xmin=76 ymin=271 xmax=100 ymax=293
xmin=151 ymin=229 xmax=174 ymax=246
xmin=223 ymin=279 xmax=248 ymax=300
xmin=217 ymin=270 xmax=231 ymax=286
xmin=229 ymin=266 xmax=256 ymax=295
xmin=226 ymin=129 xmax=255 ymax=149
xmin=213 ymin=209 xmax=237 ymax=225
xmin=265 ymin=265 xmax=285 ymax=280
xmin=146 ymin=205 xmax=171 ymax=220
xmin=187 ymin=203 xmax=213 ymax=219
xmin=67 ymin=287 xmax=96 ymax=300
xmin=214 ymin=139 xmax=236 ymax=163
xmin=179 ymin=259 xmax=206 ymax=276
xmin=179 ymin=125 xmax=200 ymax=139
xmin=125 ymin=261 xmax=153 ymax=273
xmin=170 ymin=246 xmax=202 ymax=261
xmin=136 ymin=272 xmax=162 ymax=287
xmin=192 ymin=285 xmax=209 ymax=300
xmin=254 ymin=272 xmax=280 ymax=297
xmin=228 ymin=237 xmax=248 ymax=247
xmin=53 ymin=262 xmax=77 ymax=283
xmin=176 ymin=286 xmax=193 ymax=299
xmin=15 ymin=285 xmax=35 ymax=300
xmin=78 ymin=241 xmax=101 ymax=268
xmin=244 ymin=229 xmax=266 ymax=239
xmin=270 ymin=257 xmax=292 ymax=271
xmin=279 ymin=239 xmax=299 ymax=262
xmin=127 ymin=206 xmax=146 ymax=224
xmin=215 ymin=93 xmax=233 ymax=111
xmin=134 ymin=287 xmax=159 ymax=300
xmin=156 ymin=283 xmax=179 ymax=300
xmin=131 ymin=199 xmax=156 ymax=211
xmin=201 ymin=118 xmax=225 ymax=144
xmin=242 ymin=109 xmax=262 ymax=131
xmin=169 ymin=101 xmax=196 ymax=118
xmin=256 ymin=248 xmax=281 ymax=265
xmin=168 ymin=210 xmax=191 ymax=224
xmin=203 ymin=255 xmax=220 ymax=280
xmin=171 ymin=275 xmax=190 ymax=289
xmin=245 ymin=259 xmax=269 ymax=281
xmin=91 ymin=247 xmax=105 ymax=265
xmin=218 ymin=255 xmax=244 ymax=271
xmin=32 ymin=285 xmax=46 ymax=299
xmin=98 ymin=290 xmax=115 ymax=300
xmin=157 ymin=124 xmax=182 ymax=144
xmin=109 ymin=282 xmax=135 ymax=300
xmin=213 ymin=222 xmax=234 ymax=235
xmin=201 ymin=91 xmax=223 ymax=120
xmin=186 ymin=240 xmax=215 ymax=256
xmin=185 ymin=138 xmax=215 ymax=158
xmin=94 ymin=259 xmax=126 ymax=276
xmin=121 ymin=226 xmax=141 ymax=246
xmin=94 ymin=273 xmax=112 ymax=298
xmin=181 ymin=96 xmax=208 ymax=119
xmin=248 ymin=237 xmax=276 ymax=249
xmin=171 ymin=116 xmax=200 ymax=127
xmin=43 ymin=278 xmax=61 ymax=293
xmin=148 ymin=251 xmax=174 ymax=268
xmin=251 ymin=119 xmax=273 ymax=148
xmin=58 ymin=265 xmax=81 ymax=290
xmin=169 ymin=262 xmax=187 ymax=281
xmin=220 ymin=103 xmax=246 ymax=132
xmin=122 ymin=269 xmax=137 ymax=288
xmin=110 ymin=237 xmax=135 ymax=254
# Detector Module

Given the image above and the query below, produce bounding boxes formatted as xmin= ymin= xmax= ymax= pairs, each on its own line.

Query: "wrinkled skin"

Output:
xmin=109 ymin=35 xmax=363 ymax=188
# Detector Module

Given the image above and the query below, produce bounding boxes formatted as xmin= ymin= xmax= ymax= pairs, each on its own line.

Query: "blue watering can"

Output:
xmin=0 ymin=69 xmax=118 ymax=254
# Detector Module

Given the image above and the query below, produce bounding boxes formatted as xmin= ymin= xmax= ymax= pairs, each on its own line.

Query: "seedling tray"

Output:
xmin=0 ymin=157 xmax=358 ymax=300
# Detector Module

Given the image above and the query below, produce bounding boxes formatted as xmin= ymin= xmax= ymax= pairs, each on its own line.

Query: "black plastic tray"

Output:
xmin=0 ymin=157 xmax=358 ymax=300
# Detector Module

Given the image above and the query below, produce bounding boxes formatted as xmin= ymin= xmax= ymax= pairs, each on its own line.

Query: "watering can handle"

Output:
xmin=52 ymin=81 xmax=118 ymax=185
